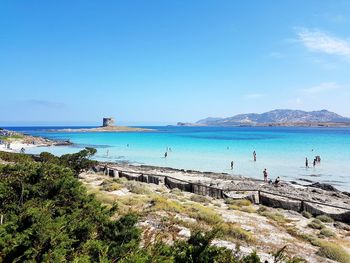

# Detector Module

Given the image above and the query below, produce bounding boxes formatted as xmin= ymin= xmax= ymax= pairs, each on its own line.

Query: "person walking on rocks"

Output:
xmin=263 ymin=168 xmax=268 ymax=182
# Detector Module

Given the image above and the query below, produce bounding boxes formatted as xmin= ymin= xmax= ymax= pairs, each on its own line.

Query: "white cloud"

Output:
xmin=297 ymin=28 xmax=350 ymax=59
xmin=244 ymin=93 xmax=265 ymax=99
xmin=303 ymin=82 xmax=340 ymax=94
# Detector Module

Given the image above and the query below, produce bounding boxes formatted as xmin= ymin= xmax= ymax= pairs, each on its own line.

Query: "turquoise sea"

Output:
xmin=8 ymin=126 xmax=350 ymax=191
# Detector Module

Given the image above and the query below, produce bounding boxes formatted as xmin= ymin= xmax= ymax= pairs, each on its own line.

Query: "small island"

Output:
xmin=53 ymin=117 xmax=154 ymax=132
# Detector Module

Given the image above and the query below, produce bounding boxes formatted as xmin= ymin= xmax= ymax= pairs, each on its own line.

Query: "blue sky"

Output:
xmin=1 ymin=0 xmax=350 ymax=125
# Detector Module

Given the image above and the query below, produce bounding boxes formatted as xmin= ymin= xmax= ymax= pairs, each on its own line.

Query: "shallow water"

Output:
xmin=8 ymin=126 xmax=350 ymax=191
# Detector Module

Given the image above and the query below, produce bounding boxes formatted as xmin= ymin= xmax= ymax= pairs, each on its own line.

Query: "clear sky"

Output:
xmin=1 ymin=0 xmax=350 ymax=125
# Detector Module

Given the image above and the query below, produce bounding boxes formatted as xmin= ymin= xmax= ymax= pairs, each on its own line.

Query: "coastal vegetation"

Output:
xmin=1 ymin=149 xmax=349 ymax=262
xmin=0 ymin=149 xmax=288 ymax=262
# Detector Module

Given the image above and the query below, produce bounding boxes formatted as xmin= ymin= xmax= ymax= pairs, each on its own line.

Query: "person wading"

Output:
xmin=263 ymin=168 xmax=268 ymax=182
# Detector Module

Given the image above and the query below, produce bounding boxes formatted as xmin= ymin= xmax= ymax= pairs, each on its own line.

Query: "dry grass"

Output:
xmin=100 ymin=179 xmax=123 ymax=191
xmin=308 ymin=219 xmax=325 ymax=230
xmin=315 ymin=240 xmax=350 ymax=263
xmin=258 ymin=210 xmax=287 ymax=224
xmin=225 ymin=199 xmax=251 ymax=207
xmin=301 ymin=211 xmax=312 ymax=219
xmin=190 ymin=194 xmax=211 ymax=204
xmin=148 ymin=195 xmax=185 ymax=213
xmin=185 ymin=203 xmax=222 ymax=225
xmin=116 ymin=195 xmax=151 ymax=215
xmin=316 ymin=215 xmax=334 ymax=223
xmin=319 ymin=228 xmax=336 ymax=238
xmin=219 ymin=222 xmax=253 ymax=243
xmin=125 ymin=181 xmax=151 ymax=195
xmin=170 ymin=188 xmax=184 ymax=196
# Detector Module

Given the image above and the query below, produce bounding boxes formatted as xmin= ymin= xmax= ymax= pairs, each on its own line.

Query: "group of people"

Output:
xmin=264 ymin=168 xmax=280 ymax=186
xmin=229 ymin=151 xmax=281 ymax=186
xmin=305 ymin=155 xmax=321 ymax=168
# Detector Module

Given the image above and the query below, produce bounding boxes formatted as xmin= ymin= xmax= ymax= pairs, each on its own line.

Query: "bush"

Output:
xmin=100 ymin=179 xmax=123 ymax=192
xmin=302 ymin=211 xmax=312 ymax=219
xmin=219 ymin=223 xmax=253 ymax=242
xmin=190 ymin=194 xmax=210 ymax=203
xmin=125 ymin=181 xmax=150 ymax=195
xmin=0 ymin=150 xmax=33 ymax=163
xmin=225 ymin=199 xmax=251 ymax=207
xmin=259 ymin=210 xmax=286 ymax=224
xmin=308 ymin=219 xmax=325 ymax=230
xmin=317 ymin=241 xmax=350 ymax=263
xmin=170 ymin=188 xmax=184 ymax=196
xmin=319 ymin=228 xmax=335 ymax=237
xmin=316 ymin=215 xmax=334 ymax=223
xmin=149 ymin=195 xmax=184 ymax=213
xmin=186 ymin=203 xmax=223 ymax=225
xmin=0 ymin=161 xmax=140 ymax=262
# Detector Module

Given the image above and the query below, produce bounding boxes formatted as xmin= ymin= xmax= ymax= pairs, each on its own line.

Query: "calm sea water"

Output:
xmin=7 ymin=126 xmax=350 ymax=191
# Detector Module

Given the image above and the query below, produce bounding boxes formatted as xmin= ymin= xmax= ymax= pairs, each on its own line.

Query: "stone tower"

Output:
xmin=102 ymin=117 xmax=115 ymax=127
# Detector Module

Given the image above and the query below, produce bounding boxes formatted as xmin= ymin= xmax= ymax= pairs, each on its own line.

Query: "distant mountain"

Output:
xmin=195 ymin=109 xmax=350 ymax=126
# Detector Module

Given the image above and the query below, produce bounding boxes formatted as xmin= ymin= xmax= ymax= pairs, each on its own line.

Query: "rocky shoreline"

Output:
xmin=101 ymin=162 xmax=350 ymax=212
xmin=0 ymin=128 xmax=72 ymax=152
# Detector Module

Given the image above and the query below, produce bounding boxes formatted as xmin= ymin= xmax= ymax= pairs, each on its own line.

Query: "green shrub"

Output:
xmin=317 ymin=241 xmax=350 ymax=263
xmin=186 ymin=203 xmax=222 ymax=225
xmin=170 ymin=188 xmax=184 ymax=196
xmin=219 ymin=223 xmax=253 ymax=242
xmin=308 ymin=219 xmax=325 ymax=229
xmin=319 ymin=228 xmax=335 ymax=237
xmin=302 ymin=211 xmax=312 ymax=219
xmin=149 ymin=195 xmax=184 ymax=213
xmin=316 ymin=215 xmax=334 ymax=223
xmin=0 ymin=150 xmax=33 ymax=163
xmin=257 ymin=205 xmax=267 ymax=213
xmin=125 ymin=181 xmax=150 ymax=195
xmin=101 ymin=182 xmax=123 ymax=192
xmin=190 ymin=194 xmax=210 ymax=203
xmin=259 ymin=210 xmax=286 ymax=224
xmin=225 ymin=199 xmax=251 ymax=207
xmin=0 ymin=161 xmax=140 ymax=262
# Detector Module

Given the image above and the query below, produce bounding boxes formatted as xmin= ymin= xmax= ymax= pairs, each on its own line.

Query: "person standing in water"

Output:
xmin=305 ymin=157 xmax=309 ymax=168
xmin=263 ymin=168 xmax=268 ymax=182
xmin=164 ymin=152 xmax=168 ymax=158
xmin=253 ymin=151 xmax=256 ymax=162
xmin=230 ymin=161 xmax=234 ymax=170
